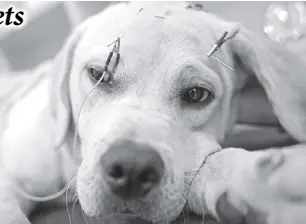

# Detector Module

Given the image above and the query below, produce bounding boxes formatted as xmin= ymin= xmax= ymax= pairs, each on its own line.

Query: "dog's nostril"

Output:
xmin=101 ymin=139 xmax=165 ymax=200
xmin=109 ymin=164 xmax=124 ymax=179
xmin=138 ymin=169 xmax=158 ymax=183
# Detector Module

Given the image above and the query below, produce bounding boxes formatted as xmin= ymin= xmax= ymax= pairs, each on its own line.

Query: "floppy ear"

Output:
xmin=204 ymin=12 xmax=306 ymax=143
xmin=49 ymin=23 xmax=88 ymax=148
xmin=227 ymin=27 xmax=306 ymax=143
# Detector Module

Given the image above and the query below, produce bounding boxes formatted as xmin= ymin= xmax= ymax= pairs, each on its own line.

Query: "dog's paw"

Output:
xmin=221 ymin=146 xmax=306 ymax=224
xmin=215 ymin=191 xmax=268 ymax=224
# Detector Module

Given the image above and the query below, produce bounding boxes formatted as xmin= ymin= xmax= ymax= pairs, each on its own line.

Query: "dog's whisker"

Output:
xmin=71 ymin=197 xmax=79 ymax=224
xmin=81 ymin=208 xmax=90 ymax=224
xmin=180 ymin=206 xmax=187 ymax=224
xmin=183 ymin=183 xmax=206 ymax=223
xmin=66 ymin=177 xmax=77 ymax=224
xmin=173 ymin=191 xmax=194 ymax=224
xmin=155 ymin=192 xmax=189 ymax=224
xmin=73 ymin=191 xmax=79 ymax=200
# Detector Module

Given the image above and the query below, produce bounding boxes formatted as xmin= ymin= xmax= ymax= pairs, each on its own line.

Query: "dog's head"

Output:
xmin=48 ymin=2 xmax=306 ymax=223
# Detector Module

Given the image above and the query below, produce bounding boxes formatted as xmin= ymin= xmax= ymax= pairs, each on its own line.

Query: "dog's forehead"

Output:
xmin=79 ymin=3 xmax=218 ymax=57
xmin=73 ymin=3 xmax=227 ymax=89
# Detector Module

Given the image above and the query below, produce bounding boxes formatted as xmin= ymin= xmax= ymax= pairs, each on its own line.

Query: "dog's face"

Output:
xmin=49 ymin=2 xmax=306 ymax=224
xmin=68 ymin=3 xmax=232 ymax=223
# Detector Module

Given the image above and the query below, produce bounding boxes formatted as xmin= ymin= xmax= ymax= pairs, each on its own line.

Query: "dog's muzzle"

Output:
xmin=101 ymin=138 xmax=165 ymax=200
xmin=77 ymin=106 xmax=187 ymax=221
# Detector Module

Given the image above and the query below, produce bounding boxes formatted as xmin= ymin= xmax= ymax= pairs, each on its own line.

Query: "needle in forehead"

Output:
xmin=207 ymin=31 xmax=237 ymax=72
xmin=112 ymin=38 xmax=121 ymax=71
xmin=105 ymin=38 xmax=120 ymax=74
xmin=109 ymin=37 xmax=120 ymax=54
xmin=208 ymin=31 xmax=228 ymax=57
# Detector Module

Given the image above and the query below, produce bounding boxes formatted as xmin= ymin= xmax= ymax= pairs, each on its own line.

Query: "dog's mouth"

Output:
xmin=85 ymin=213 xmax=152 ymax=224
xmin=84 ymin=205 xmax=153 ymax=223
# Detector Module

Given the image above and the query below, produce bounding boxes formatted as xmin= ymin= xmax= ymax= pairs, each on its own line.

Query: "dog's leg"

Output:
xmin=0 ymin=168 xmax=34 ymax=224
xmin=188 ymin=144 xmax=306 ymax=224
xmin=187 ymin=148 xmax=257 ymax=219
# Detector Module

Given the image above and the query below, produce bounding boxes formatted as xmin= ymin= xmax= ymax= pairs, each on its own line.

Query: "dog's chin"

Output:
xmin=79 ymin=194 xmax=186 ymax=224
xmin=85 ymin=213 xmax=152 ymax=224
xmin=77 ymin=169 xmax=187 ymax=223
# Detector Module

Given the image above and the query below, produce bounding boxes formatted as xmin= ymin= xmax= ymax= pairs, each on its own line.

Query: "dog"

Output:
xmin=0 ymin=2 xmax=306 ymax=224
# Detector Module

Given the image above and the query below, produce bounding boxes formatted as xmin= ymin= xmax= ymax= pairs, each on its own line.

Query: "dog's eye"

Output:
xmin=87 ymin=65 xmax=112 ymax=84
xmin=183 ymin=87 xmax=213 ymax=104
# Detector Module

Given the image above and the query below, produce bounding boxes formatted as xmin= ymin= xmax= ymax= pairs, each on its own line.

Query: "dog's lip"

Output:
xmin=86 ymin=213 xmax=152 ymax=224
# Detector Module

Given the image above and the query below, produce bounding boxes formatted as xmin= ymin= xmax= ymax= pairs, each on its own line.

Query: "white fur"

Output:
xmin=0 ymin=2 xmax=306 ymax=224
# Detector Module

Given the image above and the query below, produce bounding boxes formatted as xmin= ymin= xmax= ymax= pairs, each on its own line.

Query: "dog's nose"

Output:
xmin=101 ymin=139 xmax=165 ymax=200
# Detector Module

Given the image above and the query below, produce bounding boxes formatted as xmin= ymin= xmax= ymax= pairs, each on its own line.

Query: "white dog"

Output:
xmin=0 ymin=2 xmax=306 ymax=224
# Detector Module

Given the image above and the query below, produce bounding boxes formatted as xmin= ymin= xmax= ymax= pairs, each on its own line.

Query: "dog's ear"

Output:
xmin=49 ymin=23 xmax=87 ymax=148
xmin=228 ymin=27 xmax=306 ymax=142
xmin=211 ymin=19 xmax=306 ymax=143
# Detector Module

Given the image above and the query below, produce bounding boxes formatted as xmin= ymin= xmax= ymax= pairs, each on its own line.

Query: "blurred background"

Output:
xmin=0 ymin=1 xmax=306 ymax=75
xmin=0 ymin=1 xmax=111 ymax=73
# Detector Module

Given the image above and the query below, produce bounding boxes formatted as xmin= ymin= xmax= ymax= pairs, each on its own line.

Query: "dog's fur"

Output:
xmin=0 ymin=2 xmax=306 ymax=224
